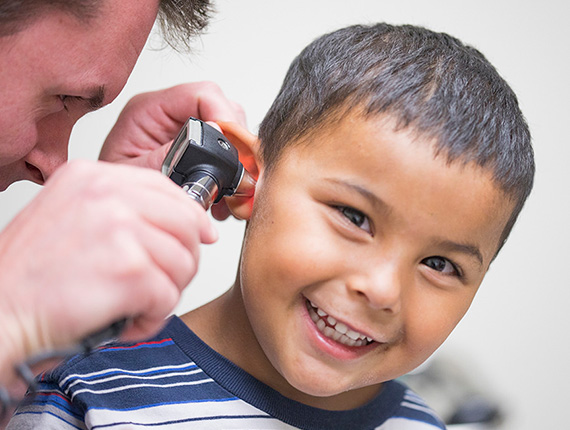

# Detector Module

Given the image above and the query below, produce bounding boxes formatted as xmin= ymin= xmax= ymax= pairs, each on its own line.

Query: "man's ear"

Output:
xmin=216 ymin=121 xmax=262 ymax=220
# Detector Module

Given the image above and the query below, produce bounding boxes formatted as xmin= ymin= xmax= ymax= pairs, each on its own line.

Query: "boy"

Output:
xmin=8 ymin=23 xmax=534 ymax=429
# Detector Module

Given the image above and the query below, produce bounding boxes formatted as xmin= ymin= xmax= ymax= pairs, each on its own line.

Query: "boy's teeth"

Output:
xmin=335 ymin=322 xmax=348 ymax=334
xmin=346 ymin=329 xmax=361 ymax=340
xmin=306 ymin=300 xmax=372 ymax=347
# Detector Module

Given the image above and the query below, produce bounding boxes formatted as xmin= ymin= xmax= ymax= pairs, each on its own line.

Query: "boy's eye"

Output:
xmin=337 ymin=206 xmax=372 ymax=234
xmin=421 ymin=256 xmax=460 ymax=277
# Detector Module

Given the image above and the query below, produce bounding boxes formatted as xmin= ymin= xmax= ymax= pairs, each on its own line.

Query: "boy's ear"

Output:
xmin=217 ymin=121 xmax=261 ymax=180
xmin=215 ymin=121 xmax=262 ymax=220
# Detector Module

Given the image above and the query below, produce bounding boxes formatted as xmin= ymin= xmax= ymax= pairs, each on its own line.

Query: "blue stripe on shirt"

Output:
xmin=91 ymin=414 xmax=275 ymax=429
xmin=86 ymin=396 xmax=239 ymax=412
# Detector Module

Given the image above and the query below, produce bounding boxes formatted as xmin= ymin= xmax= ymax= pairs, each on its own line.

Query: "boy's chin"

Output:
xmin=278 ymin=366 xmax=384 ymax=407
xmin=290 ymin=377 xmax=385 ymax=410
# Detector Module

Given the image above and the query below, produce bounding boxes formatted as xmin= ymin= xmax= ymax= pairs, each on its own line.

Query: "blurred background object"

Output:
xmin=402 ymin=352 xmax=506 ymax=429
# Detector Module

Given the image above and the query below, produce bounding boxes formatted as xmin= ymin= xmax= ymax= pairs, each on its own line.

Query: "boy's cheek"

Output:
xmin=408 ymin=288 xmax=476 ymax=352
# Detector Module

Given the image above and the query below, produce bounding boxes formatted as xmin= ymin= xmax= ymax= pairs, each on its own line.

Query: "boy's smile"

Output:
xmin=190 ymin=113 xmax=514 ymax=410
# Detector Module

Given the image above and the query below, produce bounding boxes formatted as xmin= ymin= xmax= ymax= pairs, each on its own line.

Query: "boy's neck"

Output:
xmin=180 ymin=284 xmax=383 ymax=411
xmin=181 ymin=286 xmax=259 ymax=366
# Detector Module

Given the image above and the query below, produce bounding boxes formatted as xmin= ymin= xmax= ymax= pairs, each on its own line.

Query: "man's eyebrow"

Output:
xmin=85 ymin=85 xmax=106 ymax=110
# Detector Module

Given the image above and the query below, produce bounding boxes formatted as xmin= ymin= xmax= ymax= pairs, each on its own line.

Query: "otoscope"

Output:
xmin=80 ymin=119 xmax=245 ymax=348
xmin=162 ymin=117 xmax=245 ymax=210
xmin=83 ymin=118 xmax=245 ymax=344
xmin=74 ymin=119 xmax=246 ymax=349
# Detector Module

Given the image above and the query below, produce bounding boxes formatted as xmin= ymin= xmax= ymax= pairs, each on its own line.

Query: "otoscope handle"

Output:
xmin=79 ymin=318 xmax=129 ymax=352
xmin=75 ymin=120 xmax=244 ymax=356
xmin=181 ymin=173 xmax=219 ymax=210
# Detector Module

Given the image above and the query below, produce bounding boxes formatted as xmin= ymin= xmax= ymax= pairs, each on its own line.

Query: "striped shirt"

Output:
xmin=8 ymin=316 xmax=446 ymax=429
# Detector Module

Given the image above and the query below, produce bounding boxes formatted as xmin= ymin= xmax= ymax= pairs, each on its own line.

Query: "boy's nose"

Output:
xmin=346 ymin=263 xmax=404 ymax=314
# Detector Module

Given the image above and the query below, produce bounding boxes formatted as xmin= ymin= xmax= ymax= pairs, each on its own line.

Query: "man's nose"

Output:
xmin=346 ymin=261 xmax=405 ymax=314
xmin=27 ymin=115 xmax=73 ymax=182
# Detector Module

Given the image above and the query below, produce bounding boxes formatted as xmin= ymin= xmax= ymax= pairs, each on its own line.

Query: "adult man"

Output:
xmin=0 ymin=0 xmax=248 ymax=389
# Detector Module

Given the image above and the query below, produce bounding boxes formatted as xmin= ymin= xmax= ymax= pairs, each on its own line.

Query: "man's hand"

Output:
xmin=0 ymin=160 xmax=217 ymax=384
xmin=99 ymin=82 xmax=246 ymax=171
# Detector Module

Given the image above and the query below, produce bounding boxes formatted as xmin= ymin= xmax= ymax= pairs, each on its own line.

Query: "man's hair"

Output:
xmin=0 ymin=0 xmax=212 ymax=50
xmin=156 ymin=0 xmax=212 ymax=51
xmin=258 ymin=23 xmax=535 ymax=249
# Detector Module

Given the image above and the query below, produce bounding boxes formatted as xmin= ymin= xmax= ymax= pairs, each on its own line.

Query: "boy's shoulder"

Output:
xmin=39 ymin=315 xmax=196 ymax=400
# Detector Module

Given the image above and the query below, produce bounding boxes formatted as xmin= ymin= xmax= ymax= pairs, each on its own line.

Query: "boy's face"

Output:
xmin=238 ymin=113 xmax=513 ymax=403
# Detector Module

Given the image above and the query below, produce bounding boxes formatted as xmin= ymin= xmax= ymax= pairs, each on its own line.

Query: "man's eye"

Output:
xmin=59 ymin=95 xmax=83 ymax=111
xmin=337 ymin=206 xmax=372 ymax=234
xmin=421 ymin=256 xmax=461 ymax=277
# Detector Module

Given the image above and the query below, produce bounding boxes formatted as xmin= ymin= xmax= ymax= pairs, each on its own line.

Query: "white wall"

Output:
xmin=1 ymin=0 xmax=568 ymax=428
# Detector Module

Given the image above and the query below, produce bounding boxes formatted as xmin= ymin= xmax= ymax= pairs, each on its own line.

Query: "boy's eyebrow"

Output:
xmin=432 ymin=240 xmax=484 ymax=267
xmin=324 ymin=178 xmax=484 ymax=266
xmin=324 ymin=177 xmax=393 ymax=215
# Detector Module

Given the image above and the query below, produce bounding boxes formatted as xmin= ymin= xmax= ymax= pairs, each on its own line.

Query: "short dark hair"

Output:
xmin=0 ymin=0 xmax=213 ymax=51
xmin=156 ymin=0 xmax=212 ymax=51
xmin=258 ymin=23 xmax=535 ymax=249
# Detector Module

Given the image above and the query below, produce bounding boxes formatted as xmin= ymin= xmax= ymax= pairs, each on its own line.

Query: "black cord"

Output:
xmin=0 ymin=346 xmax=83 ymax=422
xmin=0 ymin=318 xmax=128 ymax=422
